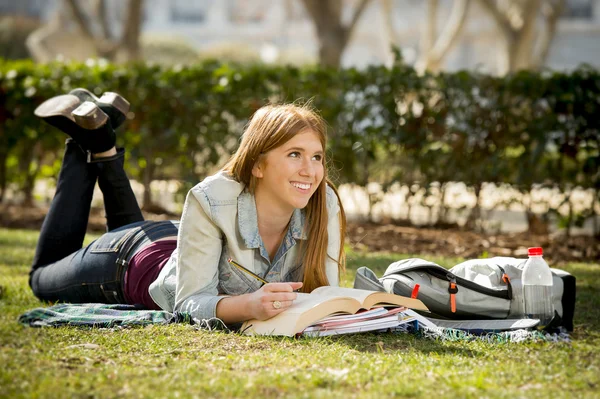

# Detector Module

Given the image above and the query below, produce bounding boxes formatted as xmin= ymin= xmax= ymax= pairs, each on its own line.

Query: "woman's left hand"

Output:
xmin=245 ymin=282 xmax=303 ymax=320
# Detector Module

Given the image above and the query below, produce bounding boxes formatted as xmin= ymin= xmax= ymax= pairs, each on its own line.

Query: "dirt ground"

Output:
xmin=2 ymin=204 xmax=598 ymax=264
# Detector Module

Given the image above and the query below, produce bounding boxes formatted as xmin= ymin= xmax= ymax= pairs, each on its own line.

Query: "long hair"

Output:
xmin=222 ymin=103 xmax=346 ymax=292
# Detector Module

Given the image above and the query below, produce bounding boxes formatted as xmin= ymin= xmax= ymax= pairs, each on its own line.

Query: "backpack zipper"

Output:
xmin=497 ymin=265 xmax=513 ymax=300
xmin=385 ymin=265 xmax=512 ymax=299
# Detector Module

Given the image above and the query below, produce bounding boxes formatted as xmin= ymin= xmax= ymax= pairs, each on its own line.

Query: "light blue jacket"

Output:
xmin=149 ymin=171 xmax=342 ymax=321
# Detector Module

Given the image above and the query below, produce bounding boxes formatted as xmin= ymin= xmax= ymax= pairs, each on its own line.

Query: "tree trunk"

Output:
xmin=523 ymin=187 xmax=547 ymax=235
xmin=141 ymin=160 xmax=155 ymax=210
xmin=119 ymin=0 xmax=143 ymax=62
xmin=0 ymin=116 xmax=6 ymax=203
xmin=477 ymin=0 xmax=547 ymax=73
xmin=301 ymin=0 xmax=371 ymax=68
xmin=594 ymin=188 xmax=599 ymax=238
xmin=0 ymin=150 xmax=7 ymax=203
xmin=508 ymin=0 xmax=541 ymax=72
xmin=20 ymin=143 xmax=42 ymax=207
xmin=465 ymin=183 xmax=482 ymax=230
xmin=437 ymin=182 xmax=448 ymax=225
xmin=317 ymin=29 xmax=347 ymax=68
xmin=565 ymin=191 xmax=573 ymax=238
xmin=404 ymin=185 xmax=418 ymax=223
xmin=17 ymin=143 xmax=34 ymax=203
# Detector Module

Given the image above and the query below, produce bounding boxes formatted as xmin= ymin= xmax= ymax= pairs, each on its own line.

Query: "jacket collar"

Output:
xmin=238 ymin=190 xmax=307 ymax=249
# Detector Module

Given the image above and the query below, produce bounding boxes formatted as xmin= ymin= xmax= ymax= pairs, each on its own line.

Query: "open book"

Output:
xmin=241 ymin=286 xmax=428 ymax=337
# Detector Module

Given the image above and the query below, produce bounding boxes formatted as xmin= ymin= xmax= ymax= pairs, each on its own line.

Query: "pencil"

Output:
xmin=227 ymin=257 xmax=269 ymax=285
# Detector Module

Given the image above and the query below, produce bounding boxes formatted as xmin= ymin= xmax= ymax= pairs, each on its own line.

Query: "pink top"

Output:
xmin=124 ymin=240 xmax=177 ymax=310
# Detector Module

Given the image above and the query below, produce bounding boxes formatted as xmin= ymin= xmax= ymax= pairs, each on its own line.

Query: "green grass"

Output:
xmin=0 ymin=228 xmax=599 ymax=399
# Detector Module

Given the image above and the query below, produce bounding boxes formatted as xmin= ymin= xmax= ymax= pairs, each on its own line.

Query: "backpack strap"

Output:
xmin=447 ymin=275 xmax=458 ymax=313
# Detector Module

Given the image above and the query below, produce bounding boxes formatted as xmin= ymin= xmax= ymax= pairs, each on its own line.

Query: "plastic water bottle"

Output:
xmin=522 ymin=247 xmax=554 ymax=327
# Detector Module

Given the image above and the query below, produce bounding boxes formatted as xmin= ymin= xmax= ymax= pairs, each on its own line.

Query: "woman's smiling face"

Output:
xmin=252 ymin=129 xmax=325 ymax=213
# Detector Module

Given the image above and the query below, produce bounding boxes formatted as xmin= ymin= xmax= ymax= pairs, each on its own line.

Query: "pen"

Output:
xmin=227 ymin=257 xmax=269 ymax=285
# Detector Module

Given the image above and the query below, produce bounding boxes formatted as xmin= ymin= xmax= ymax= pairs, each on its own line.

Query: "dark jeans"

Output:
xmin=29 ymin=140 xmax=177 ymax=304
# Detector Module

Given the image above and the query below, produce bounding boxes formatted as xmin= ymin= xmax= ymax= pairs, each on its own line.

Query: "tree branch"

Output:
xmin=510 ymin=0 xmax=542 ymax=69
xmin=475 ymin=0 xmax=514 ymax=39
xmin=300 ymin=0 xmax=326 ymax=25
xmin=64 ymin=0 xmax=95 ymax=40
xmin=381 ymin=0 xmax=399 ymax=46
xmin=95 ymin=0 xmax=112 ymax=40
xmin=346 ymin=0 xmax=372 ymax=34
xmin=425 ymin=0 xmax=440 ymax=53
xmin=426 ymin=0 xmax=471 ymax=68
xmin=533 ymin=0 xmax=565 ymax=67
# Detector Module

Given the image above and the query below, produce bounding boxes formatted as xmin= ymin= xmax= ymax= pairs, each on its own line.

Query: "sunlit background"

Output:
xmin=1 ymin=0 xmax=598 ymax=73
xmin=0 ymin=1 xmax=598 ymax=242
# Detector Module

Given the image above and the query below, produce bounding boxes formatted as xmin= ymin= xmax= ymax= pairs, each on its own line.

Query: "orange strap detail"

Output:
xmin=411 ymin=284 xmax=420 ymax=299
xmin=450 ymin=283 xmax=457 ymax=313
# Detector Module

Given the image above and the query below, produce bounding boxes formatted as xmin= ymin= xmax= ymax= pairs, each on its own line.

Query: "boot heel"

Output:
xmin=99 ymin=92 xmax=130 ymax=116
xmin=69 ymin=88 xmax=130 ymax=129
xmin=72 ymin=101 xmax=109 ymax=130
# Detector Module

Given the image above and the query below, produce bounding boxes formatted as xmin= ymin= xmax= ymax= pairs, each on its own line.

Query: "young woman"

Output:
xmin=29 ymin=89 xmax=346 ymax=325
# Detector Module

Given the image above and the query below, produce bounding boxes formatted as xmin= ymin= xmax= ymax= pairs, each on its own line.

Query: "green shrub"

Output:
xmin=0 ymin=58 xmax=598 ymax=232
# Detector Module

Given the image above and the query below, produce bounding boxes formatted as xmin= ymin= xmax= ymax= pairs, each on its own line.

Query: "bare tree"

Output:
xmin=382 ymin=0 xmax=470 ymax=73
xmin=417 ymin=0 xmax=471 ymax=72
xmin=66 ymin=0 xmax=143 ymax=62
xmin=27 ymin=0 xmax=144 ymax=63
xmin=300 ymin=0 xmax=373 ymax=68
xmin=476 ymin=0 xmax=565 ymax=73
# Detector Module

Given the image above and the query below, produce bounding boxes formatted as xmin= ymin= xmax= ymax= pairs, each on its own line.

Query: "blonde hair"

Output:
xmin=222 ymin=103 xmax=346 ymax=292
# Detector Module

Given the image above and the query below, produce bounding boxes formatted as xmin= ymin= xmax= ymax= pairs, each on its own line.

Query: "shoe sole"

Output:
xmin=70 ymin=88 xmax=130 ymax=117
xmin=99 ymin=92 xmax=130 ymax=116
xmin=34 ymin=94 xmax=80 ymax=122
xmin=72 ymin=101 xmax=109 ymax=130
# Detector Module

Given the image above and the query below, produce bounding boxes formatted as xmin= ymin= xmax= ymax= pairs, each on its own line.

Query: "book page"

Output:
xmin=302 ymin=316 xmax=402 ymax=337
xmin=312 ymin=286 xmax=428 ymax=311
xmin=314 ymin=307 xmax=388 ymax=324
xmin=279 ymin=293 xmax=335 ymax=315
xmin=310 ymin=286 xmax=381 ymax=304
xmin=310 ymin=307 xmax=406 ymax=329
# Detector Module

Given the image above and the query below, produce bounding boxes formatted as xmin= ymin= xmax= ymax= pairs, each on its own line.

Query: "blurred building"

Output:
xmin=0 ymin=0 xmax=49 ymax=18
xmin=0 ymin=0 xmax=599 ymax=73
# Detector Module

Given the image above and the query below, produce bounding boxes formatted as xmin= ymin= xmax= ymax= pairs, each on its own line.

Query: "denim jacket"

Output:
xmin=149 ymin=171 xmax=341 ymax=321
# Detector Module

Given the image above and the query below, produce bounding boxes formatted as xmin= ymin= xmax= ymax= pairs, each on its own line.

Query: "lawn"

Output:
xmin=0 ymin=227 xmax=599 ymax=398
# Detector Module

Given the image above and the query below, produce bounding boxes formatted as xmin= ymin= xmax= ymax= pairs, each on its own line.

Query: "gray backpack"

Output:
xmin=354 ymin=257 xmax=576 ymax=331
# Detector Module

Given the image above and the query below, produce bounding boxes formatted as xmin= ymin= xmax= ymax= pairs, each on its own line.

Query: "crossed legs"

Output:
xmin=29 ymin=89 xmax=144 ymax=302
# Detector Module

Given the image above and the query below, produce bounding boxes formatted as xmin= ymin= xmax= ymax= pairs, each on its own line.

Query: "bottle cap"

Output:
xmin=528 ymin=247 xmax=543 ymax=256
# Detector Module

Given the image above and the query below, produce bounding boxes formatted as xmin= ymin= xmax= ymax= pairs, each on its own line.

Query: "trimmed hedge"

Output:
xmin=1 ymin=58 xmax=598 ymax=232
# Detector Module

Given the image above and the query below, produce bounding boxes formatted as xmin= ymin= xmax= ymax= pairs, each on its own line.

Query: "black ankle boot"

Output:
xmin=35 ymin=97 xmax=116 ymax=153
xmin=69 ymin=88 xmax=130 ymax=129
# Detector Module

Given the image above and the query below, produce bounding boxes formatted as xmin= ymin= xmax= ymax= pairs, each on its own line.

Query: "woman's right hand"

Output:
xmin=246 ymin=282 xmax=303 ymax=320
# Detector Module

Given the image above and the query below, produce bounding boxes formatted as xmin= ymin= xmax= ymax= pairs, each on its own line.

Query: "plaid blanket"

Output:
xmin=18 ymin=303 xmax=194 ymax=328
xmin=18 ymin=304 xmax=569 ymax=343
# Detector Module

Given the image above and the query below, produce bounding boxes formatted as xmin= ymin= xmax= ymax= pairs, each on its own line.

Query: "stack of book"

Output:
xmin=302 ymin=306 xmax=418 ymax=337
xmin=241 ymin=286 xmax=428 ymax=337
